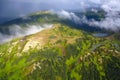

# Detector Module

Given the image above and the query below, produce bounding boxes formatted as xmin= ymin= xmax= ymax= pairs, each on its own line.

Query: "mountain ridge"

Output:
xmin=0 ymin=10 xmax=120 ymax=80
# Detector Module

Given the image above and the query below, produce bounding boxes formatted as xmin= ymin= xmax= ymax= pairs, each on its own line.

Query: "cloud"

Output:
xmin=54 ymin=0 xmax=120 ymax=32
xmin=1 ymin=0 xmax=120 ymax=32
xmin=51 ymin=4 xmax=120 ymax=32
xmin=54 ymin=10 xmax=81 ymax=24
xmin=90 ymin=0 xmax=101 ymax=4
xmin=88 ymin=17 xmax=120 ymax=31
xmin=0 ymin=24 xmax=53 ymax=43
xmin=0 ymin=0 xmax=99 ymax=22
xmin=86 ymin=0 xmax=120 ymax=31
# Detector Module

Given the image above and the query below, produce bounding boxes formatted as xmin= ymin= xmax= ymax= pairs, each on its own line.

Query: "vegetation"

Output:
xmin=0 ymin=10 xmax=120 ymax=80
xmin=0 ymin=23 xmax=120 ymax=80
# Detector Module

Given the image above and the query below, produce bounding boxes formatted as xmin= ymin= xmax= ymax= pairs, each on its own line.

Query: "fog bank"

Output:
xmin=0 ymin=24 xmax=53 ymax=43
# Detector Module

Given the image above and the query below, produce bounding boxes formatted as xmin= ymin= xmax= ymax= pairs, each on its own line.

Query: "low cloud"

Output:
xmin=88 ymin=17 xmax=120 ymax=31
xmin=0 ymin=24 xmax=53 ymax=43
xmin=53 ymin=0 xmax=120 ymax=32
xmin=0 ymin=0 xmax=120 ymax=43
xmin=55 ymin=10 xmax=80 ymax=24
xmin=88 ymin=0 xmax=120 ymax=31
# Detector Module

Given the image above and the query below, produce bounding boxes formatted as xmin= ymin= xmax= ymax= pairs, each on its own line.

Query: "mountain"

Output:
xmin=0 ymin=10 xmax=120 ymax=80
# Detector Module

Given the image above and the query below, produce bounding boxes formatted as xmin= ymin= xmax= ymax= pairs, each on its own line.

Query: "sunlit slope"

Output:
xmin=0 ymin=22 xmax=120 ymax=80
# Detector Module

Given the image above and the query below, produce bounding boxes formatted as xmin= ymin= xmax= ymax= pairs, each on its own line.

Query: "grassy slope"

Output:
xmin=0 ymin=11 xmax=120 ymax=80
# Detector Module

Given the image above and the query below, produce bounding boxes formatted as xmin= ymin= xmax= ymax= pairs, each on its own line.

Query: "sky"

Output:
xmin=0 ymin=0 xmax=120 ymax=43
xmin=0 ymin=0 xmax=101 ymax=23
xmin=0 ymin=0 xmax=120 ymax=31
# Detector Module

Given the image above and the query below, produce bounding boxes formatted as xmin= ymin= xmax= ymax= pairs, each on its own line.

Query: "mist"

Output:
xmin=0 ymin=0 xmax=120 ymax=43
xmin=1 ymin=0 xmax=120 ymax=30
xmin=0 ymin=24 xmax=53 ymax=43
xmin=53 ymin=0 xmax=120 ymax=32
xmin=54 ymin=10 xmax=81 ymax=24
xmin=88 ymin=0 xmax=120 ymax=31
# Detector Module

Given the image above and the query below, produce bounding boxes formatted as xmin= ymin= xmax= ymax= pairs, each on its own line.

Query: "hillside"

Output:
xmin=0 ymin=10 xmax=120 ymax=80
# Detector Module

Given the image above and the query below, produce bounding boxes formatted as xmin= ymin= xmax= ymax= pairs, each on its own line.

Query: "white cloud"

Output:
xmin=87 ymin=0 xmax=120 ymax=31
xmin=0 ymin=24 xmax=53 ymax=43
xmin=55 ymin=10 xmax=80 ymax=24
xmin=90 ymin=0 xmax=101 ymax=4
xmin=1 ymin=0 xmax=120 ymax=36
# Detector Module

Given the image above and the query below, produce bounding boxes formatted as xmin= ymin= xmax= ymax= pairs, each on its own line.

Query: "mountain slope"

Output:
xmin=0 ymin=10 xmax=120 ymax=80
